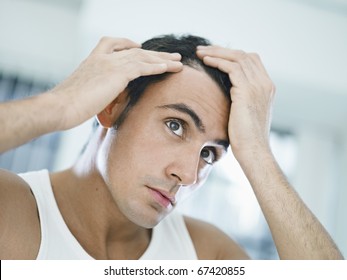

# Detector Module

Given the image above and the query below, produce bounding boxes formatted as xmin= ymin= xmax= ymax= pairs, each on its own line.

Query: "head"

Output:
xmin=113 ymin=34 xmax=231 ymax=128
xmin=95 ymin=34 xmax=231 ymax=228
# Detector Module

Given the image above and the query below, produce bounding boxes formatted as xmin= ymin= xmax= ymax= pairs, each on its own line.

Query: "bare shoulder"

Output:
xmin=184 ymin=215 xmax=249 ymax=260
xmin=0 ymin=169 xmax=40 ymax=259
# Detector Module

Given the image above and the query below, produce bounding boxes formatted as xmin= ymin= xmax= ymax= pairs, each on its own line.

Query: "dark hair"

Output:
xmin=113 ymin=34 xmax=232 ymax=128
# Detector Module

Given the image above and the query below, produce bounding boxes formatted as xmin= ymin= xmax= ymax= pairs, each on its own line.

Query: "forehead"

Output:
xmin=140 ymin=66 xmax=229 ymax=116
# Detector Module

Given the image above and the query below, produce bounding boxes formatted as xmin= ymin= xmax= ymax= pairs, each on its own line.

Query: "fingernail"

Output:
xmin=171 ymin=52 xmax=181 ymax=57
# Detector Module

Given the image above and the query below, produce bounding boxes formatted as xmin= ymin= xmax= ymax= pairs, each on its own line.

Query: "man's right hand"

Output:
xmin=50 ymin=37 xmax=183 ymax=130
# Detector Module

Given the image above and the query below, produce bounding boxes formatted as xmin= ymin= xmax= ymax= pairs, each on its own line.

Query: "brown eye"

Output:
xmin=165 ymin=120 xmax=184 ymax=137
xmin=201 ymin=148 xmax=216 ymax=165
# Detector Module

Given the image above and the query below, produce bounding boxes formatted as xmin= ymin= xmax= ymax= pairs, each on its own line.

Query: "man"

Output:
xmin=0 ymin=35 xmax=343 ymax=260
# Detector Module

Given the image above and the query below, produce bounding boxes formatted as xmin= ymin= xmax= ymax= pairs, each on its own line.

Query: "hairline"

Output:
xmin=112 ymin=64 xmax=219 ymax=130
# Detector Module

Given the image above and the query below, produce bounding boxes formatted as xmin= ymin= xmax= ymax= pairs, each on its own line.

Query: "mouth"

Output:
xmin=147 ymin=186 xmax=176 ymax=208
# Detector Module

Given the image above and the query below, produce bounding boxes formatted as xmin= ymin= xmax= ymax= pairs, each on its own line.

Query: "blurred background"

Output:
xmin=0 ymin=0 xmax=346 ymax=259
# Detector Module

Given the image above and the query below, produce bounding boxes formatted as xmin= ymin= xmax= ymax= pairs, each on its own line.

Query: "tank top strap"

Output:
xmin=19 ymin=170 xmax=93 ymax=259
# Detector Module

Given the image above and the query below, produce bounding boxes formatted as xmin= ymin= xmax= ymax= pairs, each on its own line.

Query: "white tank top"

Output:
xmin=19 ymin=170 xmax=198 ymax=260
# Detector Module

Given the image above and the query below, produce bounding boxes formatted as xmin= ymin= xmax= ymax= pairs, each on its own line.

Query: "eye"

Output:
xmin=165 ymin=119 xmax=184 ymax=137
xmin=201 ymin=147 xmax=217 ymax=165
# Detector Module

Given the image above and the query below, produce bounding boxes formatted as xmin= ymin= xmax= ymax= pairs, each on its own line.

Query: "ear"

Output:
xmin=96 ymin=91 xmax=128 ymax=128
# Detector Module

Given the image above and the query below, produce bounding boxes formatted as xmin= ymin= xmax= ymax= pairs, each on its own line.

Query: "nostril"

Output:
xmin=170 ymin=173 xmax=182 ymax=182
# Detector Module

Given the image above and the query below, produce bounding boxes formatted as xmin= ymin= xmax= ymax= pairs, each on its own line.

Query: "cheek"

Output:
xmin=105 ymin=124 xmax=168 ymax=176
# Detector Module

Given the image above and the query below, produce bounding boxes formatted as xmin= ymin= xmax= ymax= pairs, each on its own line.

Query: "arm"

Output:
xmin=0 ymin=37 xmax=182 ymax=153
xmin=0 ymin=169 xmax=41 ymax=259
xmin=184 ymin=216 xmax=249 ymax=260
xmin=197 ymin=46 xmax=343 ymax=259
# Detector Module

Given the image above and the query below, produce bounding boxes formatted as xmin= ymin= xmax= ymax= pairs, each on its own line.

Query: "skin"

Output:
xmin=0 ymin=38 xmax=343 ymax=260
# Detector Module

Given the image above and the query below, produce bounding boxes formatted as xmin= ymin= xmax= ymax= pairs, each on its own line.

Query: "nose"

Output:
xmin=165 ymin=149 xmax=201 ymax=186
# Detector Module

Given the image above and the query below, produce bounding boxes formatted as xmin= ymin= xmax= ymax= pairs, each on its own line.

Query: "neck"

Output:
xmin=50 ymin=129 xmax=151 ymax=259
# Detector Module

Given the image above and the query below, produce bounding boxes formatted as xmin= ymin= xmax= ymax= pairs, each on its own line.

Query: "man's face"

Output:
xmin=97 ymin=66 xmax=230 ymax=228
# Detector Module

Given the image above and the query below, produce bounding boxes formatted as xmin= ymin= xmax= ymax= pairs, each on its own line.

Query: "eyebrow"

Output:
xmin=157 ymin=103 xmax=230 ymax=151
xmin=158 ymin=103 xmax=205 ymax=132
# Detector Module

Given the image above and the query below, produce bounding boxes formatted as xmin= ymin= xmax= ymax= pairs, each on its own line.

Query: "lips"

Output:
xmin=147 ymin=186 xmax=176 ymax=208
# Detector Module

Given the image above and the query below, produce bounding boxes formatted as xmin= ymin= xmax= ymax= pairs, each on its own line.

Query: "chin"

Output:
xmin=130 ymin=216 xmax=163 ymax=229
xmin=126 ymin=207 xmax=172 ymax=229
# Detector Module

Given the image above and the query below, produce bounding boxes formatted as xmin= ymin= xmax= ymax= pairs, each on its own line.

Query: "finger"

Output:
xmin=197 ymin=45 xmax=248 ymax=62
xmin=139 ymin=49 xmax=182 ymax=61
xmin=197 ymin=46 xmax=265 ymax=79
xmin=117 ymin=49 xmax=183 ymax=69
xmin=92 ymin=37 xmax=141 ymax=54
xmin=136 ymin=61 xmax=183 ymax=77
xmin=197 ymin=47 xmax=269 ymax=80
xmin=238 ymin=53 xmax=274 ymax=91
xmin=198 ymin=47 xmax=267 ymax=85
xmin=197 ymin=46 xmax=253 ymax=79
xmin=248 ymin=53 xmax=272 ymax=80
xmin=119 ymin=48 xmax=182 ymax=63
xmin=164 ymin=60 xmax=184 ymax=72
xmin=202 ymin=56 xmax=248 ymax=87
xmin=137 ymin=51 xmax=183 ymax=75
